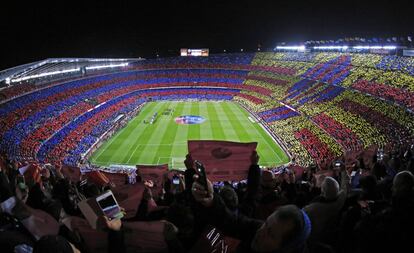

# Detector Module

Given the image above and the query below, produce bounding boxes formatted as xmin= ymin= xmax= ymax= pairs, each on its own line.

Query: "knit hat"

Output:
xmin=321 ymin=177 xmax=340 ymax=200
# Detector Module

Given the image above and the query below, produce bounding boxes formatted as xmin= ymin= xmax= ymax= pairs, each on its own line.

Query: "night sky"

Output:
xmin=0 ymin=0 xmax=412 ymax=70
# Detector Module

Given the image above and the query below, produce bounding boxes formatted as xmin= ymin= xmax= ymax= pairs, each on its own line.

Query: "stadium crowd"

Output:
xmin=1 ymin=51 xmax=414 ymax=252
xmin=1 ymin=142 xmax=413 ymax=253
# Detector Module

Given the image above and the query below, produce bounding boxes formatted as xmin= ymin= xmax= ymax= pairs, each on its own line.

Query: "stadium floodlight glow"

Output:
xmin=5 ymin=77 xmax=11 ymax=85
xmin=88 ymin=58 xmax=129 ymax=62
xmin=382 ymin=45 xmax=397 ymax=50
xmin=276 ymin=45 xmax=306 ymax=51
xmin=313 ymin=45 xmax=349 ymax=50
xmin=353 ymin=45 xmax=397 ymax=50
xmin=353 ymin=45 xmax=371 ymax=50
xmin=85 ymin=63 xmax=129 ymax=70
xmin=11 ymin=68 xmax=80 ymax=83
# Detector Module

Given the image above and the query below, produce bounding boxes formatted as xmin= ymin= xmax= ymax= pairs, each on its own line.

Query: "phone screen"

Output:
xmin=1 ymin=197 xmax=16 ymax=213
xmin=97 ymin=192 xmax=123 ymax=220
xmin=172 ymin=176 xmax=180 ymax=185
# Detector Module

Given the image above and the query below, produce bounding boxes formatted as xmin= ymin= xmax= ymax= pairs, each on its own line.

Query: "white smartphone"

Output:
xmin=1 ymin=196 xmax=17 ymax=214
xmin=96 ymin=190 xmax=123 ymax=220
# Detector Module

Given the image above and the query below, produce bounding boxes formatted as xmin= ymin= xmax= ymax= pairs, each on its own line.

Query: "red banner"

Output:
xmin=188 ymin=140 xmax=257 ymax=182
xmin=68 ymin=217 xmax=167 ymax=252
xmin=87 ymin=171 xmax=110 ymax=187
xmin=136 ymin=164 xmax=169 ymax=196
xmin=111 ymin=183 xmax=145 ymax=219
xmin=61 ymin=165 xmax=82 ymax=182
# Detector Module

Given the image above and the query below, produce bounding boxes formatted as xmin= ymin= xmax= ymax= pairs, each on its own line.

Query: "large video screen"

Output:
xmin=180 ymin=48 xmax=209 ymax=57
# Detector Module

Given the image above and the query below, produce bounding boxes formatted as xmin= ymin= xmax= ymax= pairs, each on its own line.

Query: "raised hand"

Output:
xmin=191 ymin=175 xmax=214 ymax=207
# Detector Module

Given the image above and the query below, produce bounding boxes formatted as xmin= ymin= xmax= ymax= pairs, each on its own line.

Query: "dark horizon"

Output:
xmin=1 ymin=0 xmax=412 ymax=70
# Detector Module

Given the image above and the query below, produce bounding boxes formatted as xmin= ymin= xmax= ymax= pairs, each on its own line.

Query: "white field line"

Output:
xmin=257 ymin=123 xmax=283 ymax=162
xmin=232 ymin=103 xmax=283 ymax=164
xmin=142 ymin=143 xmax=187 ymax=146
xmin=126 ymin=144 xmax=140 ymax=164
xmin=92 ymin=130 xmax=123 ymax=162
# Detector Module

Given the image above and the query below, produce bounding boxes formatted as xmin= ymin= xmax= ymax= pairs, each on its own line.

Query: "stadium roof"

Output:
xmin=0 ymin=58 xmax=143 ymax=88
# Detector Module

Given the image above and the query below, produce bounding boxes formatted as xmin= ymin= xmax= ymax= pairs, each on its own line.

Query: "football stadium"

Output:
xmin=1 ymin=1 xmax=414 ymax=253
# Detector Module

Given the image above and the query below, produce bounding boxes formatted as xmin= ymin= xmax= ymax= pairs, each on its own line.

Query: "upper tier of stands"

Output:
xmin=1 ymin=52 xmax=413 ymax=168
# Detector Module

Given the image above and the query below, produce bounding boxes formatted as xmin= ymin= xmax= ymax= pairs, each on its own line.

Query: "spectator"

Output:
xmin=303 ymin=176 xmax=347 ymax=244
xmin=192 ymin=169 xmax=311 ymax=252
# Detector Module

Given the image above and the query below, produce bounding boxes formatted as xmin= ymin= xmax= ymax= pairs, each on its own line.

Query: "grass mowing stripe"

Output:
xmin=112 ymin=102 xmax=161 ymax=162
xmin=188 ymin=101 xmax=201 ymax=140
xmin=132 ymin=102 xmax=172 ymax=164
xmin=95 ymin=102 xmax=159 ymax=163
xmin=169 ymin=102 xmax=193 ymax=166
xmin=232 ymin=102 xmax=285 ymax=164
xmin=146 ymin=101 xmax=177 ymax=164
xmin=90 ymin=101 xmax=290 ymax=168
xmin=206 ymin=102 xmax=226 ymax=140
xmin=232 ymin=103 xmax=289 ymax=165
xmin=221 ymin=101 xmax=251 ymax=142
xmin=198 ymin=102 xmax=213 ymax=140
xmin=213 ymin=102 xmax=240 ymax=141
xmin=116 ymin=102 xmax=165 ymax=164
xmin=224 ymin=102 xmax=277 ymax=165
xmin=151 ymin=102 xmax=185 ymax=165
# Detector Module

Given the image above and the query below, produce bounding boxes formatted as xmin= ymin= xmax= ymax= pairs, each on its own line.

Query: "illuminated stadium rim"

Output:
xmin=7 ymin=63 xmax=129 ymax=84
xmin=275 ymin=45 xmax=397 ymax=51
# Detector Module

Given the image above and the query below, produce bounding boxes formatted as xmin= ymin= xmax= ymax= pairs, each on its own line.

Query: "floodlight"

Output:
xmin=85 ymin=63 xmax=129 ymax=70
xmin=11 ymin=68 xmax=80 ymax=83
xmin=275 ymin=45 xmax=306 ymax=51
xmin=313 ymin=46 xmax=348 ymax=50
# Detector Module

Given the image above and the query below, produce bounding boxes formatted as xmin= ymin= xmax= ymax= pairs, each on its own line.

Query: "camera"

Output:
xmin=172 ymin=175 xmax=180 ymax=185
xmin=377 ymin=149 xmax=384 ymax=161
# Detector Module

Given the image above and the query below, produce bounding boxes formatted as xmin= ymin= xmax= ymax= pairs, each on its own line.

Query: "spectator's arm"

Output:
xmin=108 ymin=229 xmax=125 ymax=253
xmin=243 ymin=151 xmax=262 ymax=202
xmin=245 ymin=164 xmax=261 ymax=200
xmin=192 ymin=178 xmax=261 ymax=240
xmin=97 ymin=216 xmax=126 ymax=253
xmin=0 ymin=170 xmax=14 ymax=201
xmin=203 ymin=193 xmax=262 ymax=240
xmin=239 ymin=164 xmax=261 ymax=216
xmin=340 ymin=169 xmax=351 ymax=193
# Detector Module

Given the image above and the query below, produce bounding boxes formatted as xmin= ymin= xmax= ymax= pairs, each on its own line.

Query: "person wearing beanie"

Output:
xmin=303 ymin=176 xmax=347 ymax=244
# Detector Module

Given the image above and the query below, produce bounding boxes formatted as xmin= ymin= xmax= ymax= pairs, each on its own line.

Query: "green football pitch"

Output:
xmin=89 ymin=101 xmax=289 ymax=168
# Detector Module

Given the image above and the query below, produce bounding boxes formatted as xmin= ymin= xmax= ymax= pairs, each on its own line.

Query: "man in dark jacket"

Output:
xmin=191 ymin=153 xmax=311 ymax=253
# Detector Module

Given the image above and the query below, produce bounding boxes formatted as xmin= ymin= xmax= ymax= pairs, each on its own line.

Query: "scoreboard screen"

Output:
xmin=180 ymin=48 xmax=209 ymax=57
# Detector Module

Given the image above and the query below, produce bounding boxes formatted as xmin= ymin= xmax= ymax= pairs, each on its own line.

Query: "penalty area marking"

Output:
xmin=92 ymin=129 xmax=124 ymax=162
xmin=172 ymin=157 xmax=186 ymax=169
xmin=126 ymin=144 xmax=141 ymax=164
